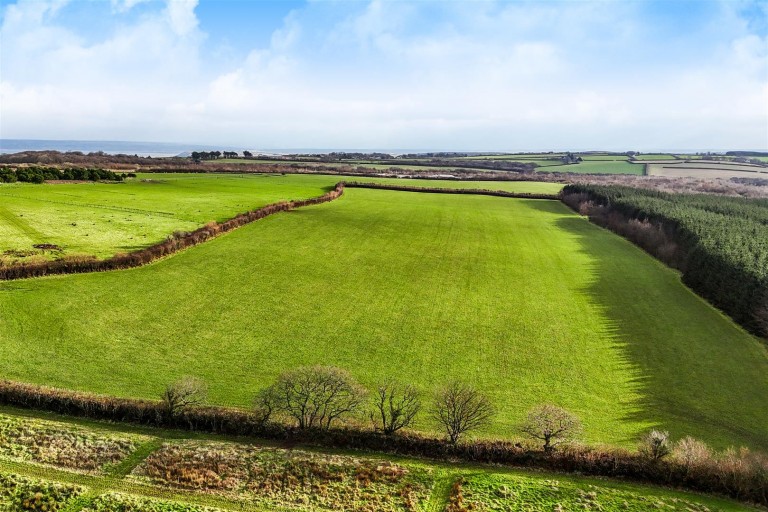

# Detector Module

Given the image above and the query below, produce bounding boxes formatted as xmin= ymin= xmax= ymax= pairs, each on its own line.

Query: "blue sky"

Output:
xmin=0 ymin=0 xmax=766 ymax=151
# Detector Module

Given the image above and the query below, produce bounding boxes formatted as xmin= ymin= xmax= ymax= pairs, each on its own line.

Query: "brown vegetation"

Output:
xmin=0 ymin=380 xmax=765 ymax=506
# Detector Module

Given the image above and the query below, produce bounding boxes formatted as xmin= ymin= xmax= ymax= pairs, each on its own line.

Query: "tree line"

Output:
xmin=0 ymin=166 xmax=126 ymax=184
xmin=0 ymin=376 xmax=764 ymax=505
xmin=562 ymin=184 xmax=768 ymax=338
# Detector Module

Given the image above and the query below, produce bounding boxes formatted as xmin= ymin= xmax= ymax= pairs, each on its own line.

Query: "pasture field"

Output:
xmin=0 ymin=174 xmax=561 ymax=261
xmin=0 ymin=188 xmax=766 ymax=450
xmin=0 ymin=409 xmax=758 ymax=511
xmin=536 ymin=161 xmax=644 ymax=174
xmin=577 ymin=155 xmax=630 ymax=161
xmin=0 ymin=173 xmax=336 ymax=260
xmin=632 ymin=154 xmax=679 ymax=160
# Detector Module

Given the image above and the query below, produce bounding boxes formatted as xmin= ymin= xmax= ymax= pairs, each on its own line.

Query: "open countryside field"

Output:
xmin=0 ymin=408 xmax=757 ymax=512
xmin=0 ymin=175 xmax=562 ymax=261
xmin=536 ymin=160 xmax=644 ymax=174
xmin=0 ymin=174 xmax=337 ymax=260
xmin=0 ymin=188 xmax=766 ymax=450
xmin=632 ymin=154 xmax=679 ymax=160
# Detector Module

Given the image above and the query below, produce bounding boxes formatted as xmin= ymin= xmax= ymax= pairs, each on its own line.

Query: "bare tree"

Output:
xmin=521 ymin=404 xmax=582 ymax=453
xmin=432 ymin=381 xmax=494 ymax=444
xmin=161 ymin=376 xmax=207 ymax=418
xmin=265 ymin=365 xmax=366 ymax=429
xmin=253 ymin=386 xmax=278 ymax=425
xmin=370 ymin=380 xmax=421 ymax=435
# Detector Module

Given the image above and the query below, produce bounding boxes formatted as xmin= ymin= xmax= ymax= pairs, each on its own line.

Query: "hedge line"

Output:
xmin=0 ymin=183 xmax=344 ymax=281
xmin=343 ymin=181 xmax=559 ymax=200
xmin=0 ymin=380 xmax=764 ymax=506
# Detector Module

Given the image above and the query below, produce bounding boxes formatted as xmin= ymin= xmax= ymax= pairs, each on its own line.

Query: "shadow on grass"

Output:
xmin=548 ymin=204 xmax=768 ymax=450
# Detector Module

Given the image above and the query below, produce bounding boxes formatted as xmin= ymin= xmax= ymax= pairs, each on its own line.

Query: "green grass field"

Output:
xmin=0 ymin=174 xmax=336 ymax=259
xmin=0 ymin=175 xmax=561 ymax=261
xmin=633 ymin=154 xmax=679 ymax=160
xmin=0 ymin=187 xmax=765 ymax=450
xmin=577 ymin=155 xmax=630 ymax=161
xmin=536 ymin=161 xmax=645 ymax=174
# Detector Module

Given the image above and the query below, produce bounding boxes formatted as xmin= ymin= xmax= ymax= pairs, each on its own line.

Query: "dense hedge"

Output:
xmin=0 ymin=165 xmax=124 ymax=183
xmin=0 ymin=380 xmax=764 ymax=506
xmin=343 ymin=181 xmax=559 ymax=199
xmin=561 ymin=184 xmax=768 ymax=338
xmin=0 ymin=183 xmax=344 ymax=280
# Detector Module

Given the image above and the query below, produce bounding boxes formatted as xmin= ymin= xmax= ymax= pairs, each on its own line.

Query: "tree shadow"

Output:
xmin=549 ymin=206 xmax=768 ymax=450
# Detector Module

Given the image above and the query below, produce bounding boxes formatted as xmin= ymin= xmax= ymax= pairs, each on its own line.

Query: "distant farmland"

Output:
xmin=0 ymin=186 xmax=765 ymax=450
xmin=647 ymin=161 xmax=768 ymax=179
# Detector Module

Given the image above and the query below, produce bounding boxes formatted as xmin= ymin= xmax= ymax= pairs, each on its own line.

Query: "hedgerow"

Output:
xmin=0 ymin=166 xmax=124 ymax=183
xmin=0 ymin=380 xmax=764 ymax=506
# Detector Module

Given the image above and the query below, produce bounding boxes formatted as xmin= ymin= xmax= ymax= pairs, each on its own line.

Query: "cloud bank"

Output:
xmin=1 ymin=0 xmax=766 ymax=151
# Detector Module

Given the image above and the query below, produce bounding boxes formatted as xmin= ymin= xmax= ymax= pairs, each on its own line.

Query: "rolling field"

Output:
xmin=0 ymin=174 xmax=337 ymax=259
xmin=0 ymin=188 xmax=766 ymax=450
xmin=0 ymin=175 xmax=561 ymax=261
xmin=536 ymin=161 xmax=645 ymax=174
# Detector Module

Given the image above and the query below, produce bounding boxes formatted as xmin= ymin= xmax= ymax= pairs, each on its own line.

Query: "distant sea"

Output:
xmin=0 ymin=139 xmax=246 ymax=158
xmin=0 ymin=139 xmax=430 ymax=157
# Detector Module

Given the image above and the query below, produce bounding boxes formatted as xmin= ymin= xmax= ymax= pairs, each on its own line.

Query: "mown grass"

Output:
xmin=0 ymin=174 xmax=558 ymax=261
xmin=536 ymin=160 xmax=645 ymax=174
xmin=0 ymin=189 xmax=766 ymax=450
xmin=0 ymin=173 xmax=336 ymax=259
xmin=633 ymin=154 xmax=679 ymax=160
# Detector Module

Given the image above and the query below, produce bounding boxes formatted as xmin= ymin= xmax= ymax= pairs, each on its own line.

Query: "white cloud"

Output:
xmin=0 ymin=0 xmax=766 ymax=150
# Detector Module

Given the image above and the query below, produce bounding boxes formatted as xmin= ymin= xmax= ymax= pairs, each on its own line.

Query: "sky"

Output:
xmin=0 ymin=0 xmax=766 ymax=152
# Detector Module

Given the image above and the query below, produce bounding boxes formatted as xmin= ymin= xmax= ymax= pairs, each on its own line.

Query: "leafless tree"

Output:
xmin=265 ymin=365 xmax=367 ymax=429
xmin=370 ymin=380 xmax=421 ymax=435
xmin=253 ymin=386 xmax=278 ymax=425
xmin=432 ymin=381 xmax=494 ymax=444
xmin=521 ymin=404 xmax=582 ymax=453
xmin=161 ymin=376 xmax=207 ymax=418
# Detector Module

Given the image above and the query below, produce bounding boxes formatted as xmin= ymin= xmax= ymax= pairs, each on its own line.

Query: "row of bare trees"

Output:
xmin=162 ymin=366 xmax=582 ymax=449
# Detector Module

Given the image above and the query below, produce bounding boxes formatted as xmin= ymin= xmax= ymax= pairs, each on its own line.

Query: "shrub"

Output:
xmin=639 ymin=430 xmax=671 ymax=461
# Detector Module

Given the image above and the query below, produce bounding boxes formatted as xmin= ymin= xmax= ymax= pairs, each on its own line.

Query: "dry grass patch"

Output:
xmin=133 ymin=441 xmax=434 ymax=511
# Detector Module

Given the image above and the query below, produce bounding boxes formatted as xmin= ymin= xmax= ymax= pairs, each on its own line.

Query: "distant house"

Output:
xmin=560 ymin=152 xmax=583 ymax=164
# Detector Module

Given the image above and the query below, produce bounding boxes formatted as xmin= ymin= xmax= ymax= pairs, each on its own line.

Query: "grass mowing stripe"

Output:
xmin=0 ymin=188 xmax=765 ymax=451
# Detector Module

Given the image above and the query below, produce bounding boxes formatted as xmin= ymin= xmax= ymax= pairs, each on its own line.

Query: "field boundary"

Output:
xmin=0 ymin=181 xmax=561 ymax=281
xmin=0 ymin=182 xmax=345 ymax=281
xmin=342 ymin=181 xmax=559 ymax=199
xmin=0 ymin=380 xmax=764 ymax=507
